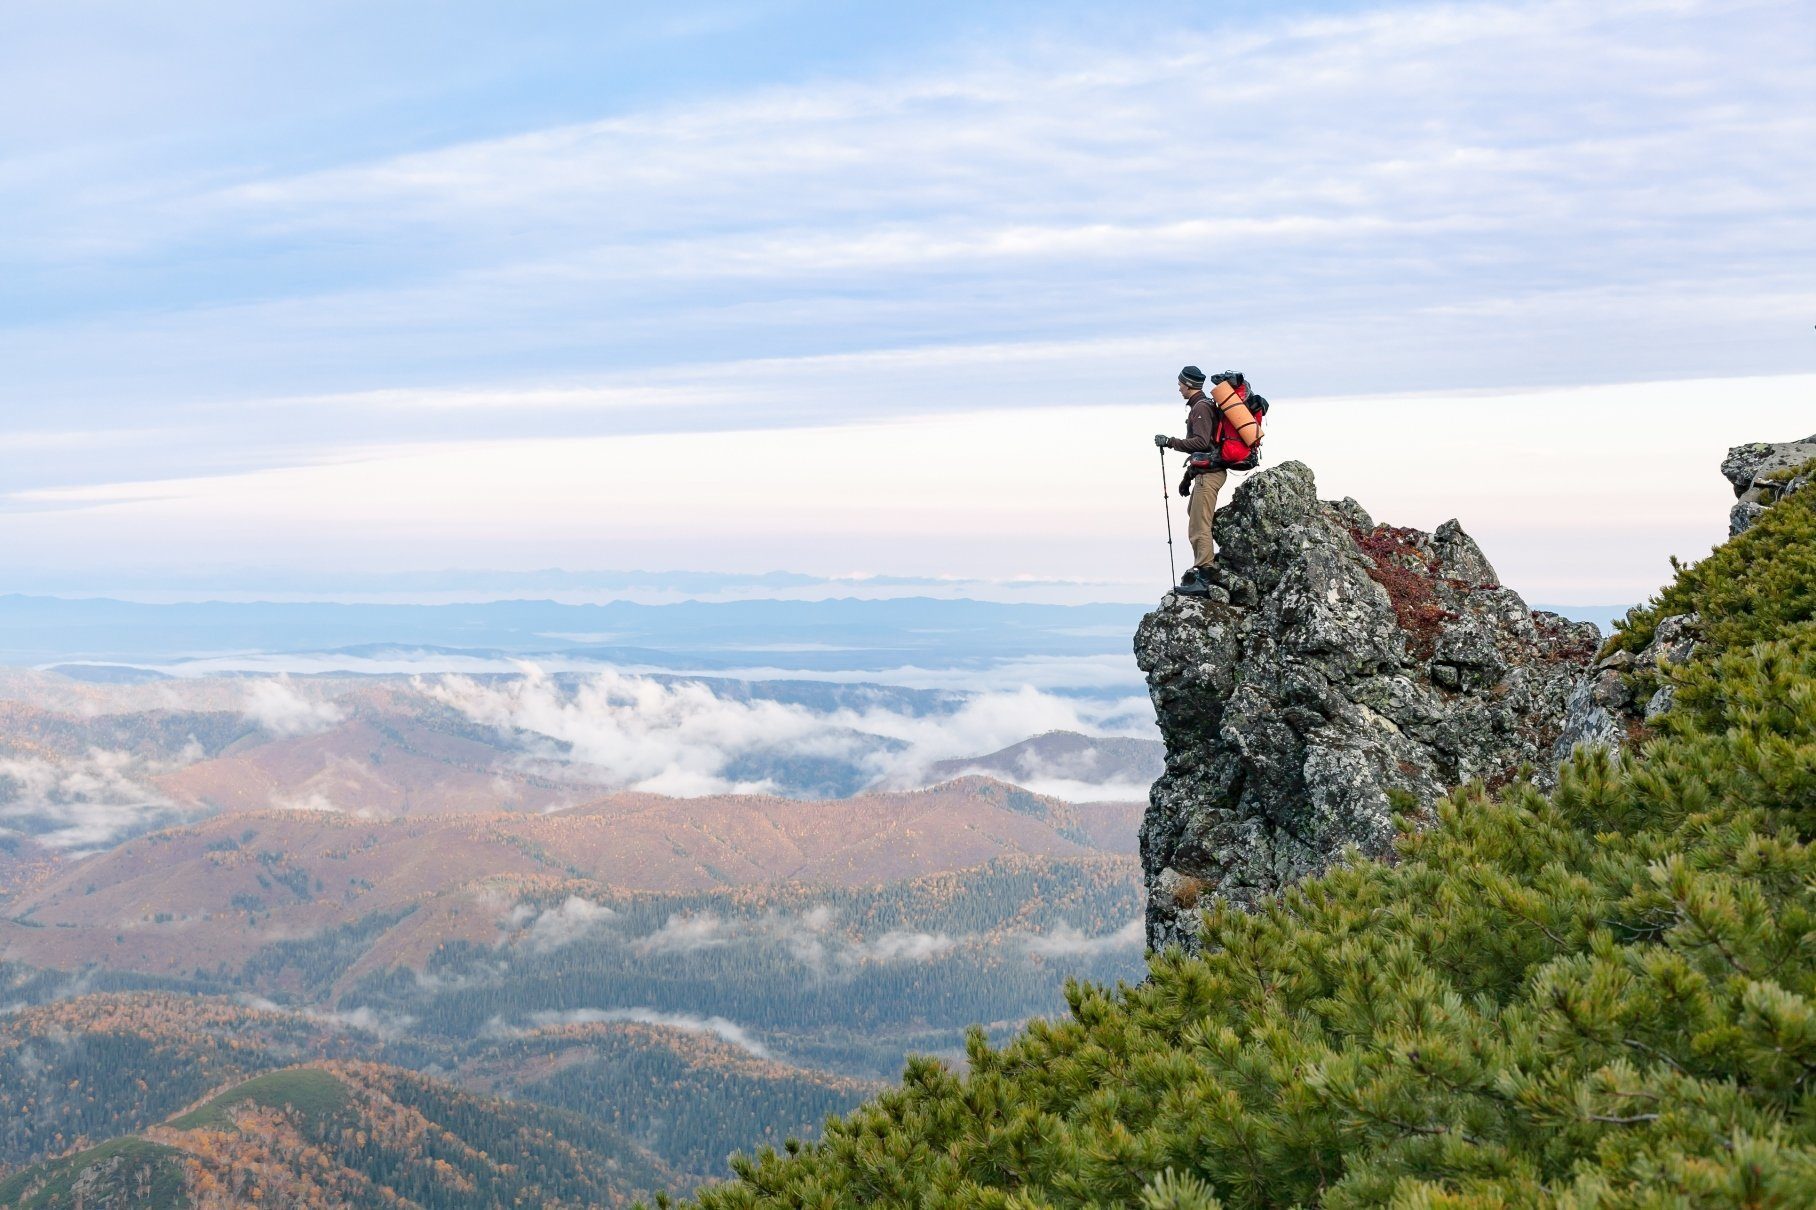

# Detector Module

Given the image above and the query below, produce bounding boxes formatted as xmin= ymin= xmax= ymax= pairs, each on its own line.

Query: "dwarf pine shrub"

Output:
xmin=671 ymin=480 xmax=1816 ymax=1208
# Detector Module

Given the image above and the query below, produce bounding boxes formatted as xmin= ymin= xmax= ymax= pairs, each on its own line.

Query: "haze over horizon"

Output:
xmin=4 ymin=0 xmax=1813 ymax=604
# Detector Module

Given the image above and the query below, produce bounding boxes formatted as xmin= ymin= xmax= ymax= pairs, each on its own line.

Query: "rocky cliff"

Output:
xmin=1133 ymin=461 xmax=1599 ymax=951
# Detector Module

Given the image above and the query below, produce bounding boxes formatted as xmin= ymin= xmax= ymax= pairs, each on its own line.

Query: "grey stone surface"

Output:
xmin=1134 ymin=461 xmax=1599 ymax=952
xmin=1721 ymin=434 xmax=1816 ymax=536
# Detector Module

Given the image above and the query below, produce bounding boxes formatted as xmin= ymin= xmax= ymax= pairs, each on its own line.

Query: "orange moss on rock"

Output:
xmin=1347 ymin=524 xmax=1457 ymax=658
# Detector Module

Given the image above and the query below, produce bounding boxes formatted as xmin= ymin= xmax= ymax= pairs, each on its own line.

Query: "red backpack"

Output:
xmin=1190 ymin=372 xmax=1269 ymax=472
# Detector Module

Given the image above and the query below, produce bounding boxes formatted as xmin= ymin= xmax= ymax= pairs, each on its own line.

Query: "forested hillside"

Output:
xmin=673 ymin=471 xmax=1816 ymax=1205
xmin=348 ymin=855 xmax=1143 ymax=1077
xmin=0 ymin=855 xmax=1144 ymax=1197
xmin=0 ymin=1061 xmax=670 ymax=1208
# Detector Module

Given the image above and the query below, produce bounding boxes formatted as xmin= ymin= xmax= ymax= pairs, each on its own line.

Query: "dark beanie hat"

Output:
xmin=1178 ymin=365 xmax=1206 ymax=386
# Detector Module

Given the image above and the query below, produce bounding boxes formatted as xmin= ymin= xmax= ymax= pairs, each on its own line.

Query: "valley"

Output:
xmin=0 ymin=662 xmax=1152 ymax=1204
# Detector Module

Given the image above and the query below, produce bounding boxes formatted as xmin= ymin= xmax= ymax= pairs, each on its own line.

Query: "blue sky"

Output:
xmin=2 ymin=0 xmax=1812 ymax=601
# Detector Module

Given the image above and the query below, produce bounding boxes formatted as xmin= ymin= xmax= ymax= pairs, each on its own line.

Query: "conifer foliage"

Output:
xmin=675 ymin=481 xmax=1816 ymax=1207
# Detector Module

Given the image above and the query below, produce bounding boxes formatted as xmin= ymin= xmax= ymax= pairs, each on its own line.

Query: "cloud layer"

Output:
xmin=429 ymin=664 xmax=1151 ymax=798
xmin=0 ymin=662 xmax=1154 ymax=852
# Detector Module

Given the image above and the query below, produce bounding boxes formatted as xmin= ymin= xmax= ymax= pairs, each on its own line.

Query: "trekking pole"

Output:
xmin=1158 ymin=447 xmax=1176 ymax=584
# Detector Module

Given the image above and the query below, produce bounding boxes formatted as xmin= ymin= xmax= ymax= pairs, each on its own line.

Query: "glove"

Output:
xmin=1153 ymin=434 xmax=1171 ymax=449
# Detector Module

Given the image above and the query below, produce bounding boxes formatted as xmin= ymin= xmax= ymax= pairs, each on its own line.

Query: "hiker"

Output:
xmin=1153 ymin=365 xmax=1263 ymax=594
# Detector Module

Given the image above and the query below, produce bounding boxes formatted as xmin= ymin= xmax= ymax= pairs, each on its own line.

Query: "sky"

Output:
xmin=3 ymin=0 xmax=1813 ymax=604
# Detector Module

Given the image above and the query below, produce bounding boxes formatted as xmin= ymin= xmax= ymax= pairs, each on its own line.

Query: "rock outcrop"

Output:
xmin=1134 ymin=461 xmax=1598 ymax=951
xmin=1549 ymin=612 xmax=1696 ymax=759
xmin=1721 ymin=433 xmax=1816 ymax=536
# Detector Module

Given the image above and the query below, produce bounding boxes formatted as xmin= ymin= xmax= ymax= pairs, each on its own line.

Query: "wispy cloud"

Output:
xmin=233 ymin=994 xmax=417 ymax=1038
xmin=1 ymin=0 xmax=1810 ymax=591
xmin=632 ymin=912 xmax=734 ymax=955
xmin=0 ymin=750 xmax=192 ymax=850
xmin=511 ymin=895 xmax=620 ymax=953
xmin=10 ymin=3 xmax=1814 ymax=410
xmin=607 ymin=905 xmax=1140 ymax=973
xmin=525 ymin=1006 xmax=773 ymax=1059
xmin=1022 ymin=919 xmax=1144 ymax=958
xmin=241 ymin=676 xmax=346 ymax=736
xmin=850 ymin=930 xmax=957 ymax=964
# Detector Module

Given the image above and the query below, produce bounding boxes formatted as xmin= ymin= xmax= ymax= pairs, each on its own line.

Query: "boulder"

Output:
xmin=1720 ymin=434 xmax=1816 ymax=536
xmin=1135 ymin=461 xmax=1598 ymax=952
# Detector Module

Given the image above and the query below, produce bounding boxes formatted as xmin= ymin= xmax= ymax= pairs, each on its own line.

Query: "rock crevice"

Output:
xmin=1134 ymin=461 xmax=1597 ymax=951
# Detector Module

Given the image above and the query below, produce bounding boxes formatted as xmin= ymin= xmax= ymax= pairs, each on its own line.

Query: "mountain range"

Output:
xmin=0 ymin=594 xmax=1178 ymax=1204
xmin=0 ymin=756 xmax=1146 ymax=1203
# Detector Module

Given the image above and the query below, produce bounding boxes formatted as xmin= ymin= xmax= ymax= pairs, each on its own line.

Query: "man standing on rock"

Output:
xmin=1155 ymin=365 xmax=1255 ymax=595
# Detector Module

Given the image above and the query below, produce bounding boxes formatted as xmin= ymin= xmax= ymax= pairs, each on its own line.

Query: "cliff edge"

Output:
xmin=1134 ymin=461 xmax=1598 ymax=950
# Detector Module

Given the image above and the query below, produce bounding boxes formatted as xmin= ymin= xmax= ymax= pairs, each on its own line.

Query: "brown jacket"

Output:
xmin=1166 ymin=392 xmax=1217 ymax=453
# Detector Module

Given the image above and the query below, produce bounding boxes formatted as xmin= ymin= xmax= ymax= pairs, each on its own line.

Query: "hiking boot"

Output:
xmin=1175 ymin=579 xmax=1229 ymax=603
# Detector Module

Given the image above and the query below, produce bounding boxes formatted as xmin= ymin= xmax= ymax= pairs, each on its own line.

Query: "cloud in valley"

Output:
xmin=849 ymin=930 xmax=957 ymax=964
xmin=632 ymin=912 xmax=731 ymax=956
xmin=608 ymin=907 xmax=958 ymax=972
xmin=525 ymin=1007 xmax=773 ymax=1059
xmin=234 ymin=994 xmax=417 ymax=1038
xmin=270 ymin=792 xmax=345 ymax=814
xmin=0 ymin=750 xmax=191 ymax=850
xmin=515 ymin=896 xmax=619 ymax=952
xmin=428 ymin=664 xmax=1151 ymax=799
xmin=1022 ymin=919 xmax=1145 ymax=958
xmin=241 ymin=676 xmax=346 ymax=736
xmin=612 ymin=906 xmax=1134 ymax=973
xmin=0 ymin=659 xmax=1154 ymax=858
xmin=310 ymin=1005 xmax=418 ymax=1038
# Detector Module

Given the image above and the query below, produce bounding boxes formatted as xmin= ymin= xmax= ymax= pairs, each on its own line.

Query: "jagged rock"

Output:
xmin=1646 ymin=612 xmax=1700 ymax=667
xmin=1552 ymin=674 xmax=1629 ymax=762
xmin=1553 ymin=608 xmax=1702 ymax=758
xmin=1721 ymin=434 xmax=1816 ymax=536
xmin=1135 ymin=461 xmax=1598 ymax=952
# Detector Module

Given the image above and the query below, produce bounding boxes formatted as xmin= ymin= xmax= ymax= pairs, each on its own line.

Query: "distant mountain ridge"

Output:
xmin=2 ymin=777 xmax=1140 ymax=978
xmin=0 ymin=594 xmax=1145 ymax=668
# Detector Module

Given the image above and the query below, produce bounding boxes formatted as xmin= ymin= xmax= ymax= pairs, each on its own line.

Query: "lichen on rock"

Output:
xmin=1134 ymin=460 xmax=1598 ymax=951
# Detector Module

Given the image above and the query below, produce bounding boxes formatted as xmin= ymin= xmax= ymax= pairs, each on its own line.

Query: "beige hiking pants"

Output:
xmin=1187 ymin=468 xmax=1228 ymax=569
